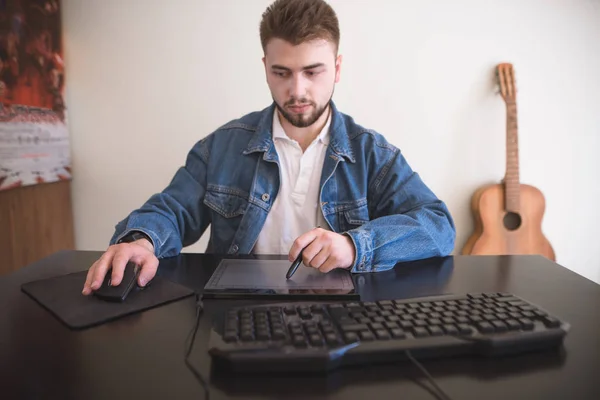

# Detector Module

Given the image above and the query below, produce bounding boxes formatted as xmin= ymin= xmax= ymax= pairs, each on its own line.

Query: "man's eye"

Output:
xmin=273 ymin=71 xmax=288 ymax=78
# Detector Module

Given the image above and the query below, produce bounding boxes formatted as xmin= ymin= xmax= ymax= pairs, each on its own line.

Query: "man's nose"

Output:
xmin=289 ymin=75 xmax=308 ymax=99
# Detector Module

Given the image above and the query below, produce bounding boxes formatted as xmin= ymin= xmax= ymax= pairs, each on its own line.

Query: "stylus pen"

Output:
xmin=286 ymin=249 xmax=304 ymax=280
xmin=286 ymin=226 xmax=321 ymax=279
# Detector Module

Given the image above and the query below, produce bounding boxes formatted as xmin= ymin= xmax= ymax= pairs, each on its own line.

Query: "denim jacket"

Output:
xmin=110 ymin=101 xmax=456 ymax=273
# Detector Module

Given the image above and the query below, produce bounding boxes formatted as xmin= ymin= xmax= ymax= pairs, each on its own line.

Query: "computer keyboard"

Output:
xmin=207 ymin=292 xmax=570 ymax=373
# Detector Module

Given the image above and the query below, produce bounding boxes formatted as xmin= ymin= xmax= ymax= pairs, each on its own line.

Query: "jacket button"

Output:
xmin=262 ymin=193 xmax=270 ymax=202
xmin=231 ymin=244 xmax=239 ymax=253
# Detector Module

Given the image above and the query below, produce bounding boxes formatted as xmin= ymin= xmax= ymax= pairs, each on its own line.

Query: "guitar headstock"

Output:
xmin=496 ymin=63 xmax=517 ymax=104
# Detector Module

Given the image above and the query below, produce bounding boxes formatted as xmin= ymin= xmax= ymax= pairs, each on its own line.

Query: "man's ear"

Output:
xmin=262 ymin=56 xmax=268 ymax=82
xmin=335 ymin=54 xmax=343 ymax=83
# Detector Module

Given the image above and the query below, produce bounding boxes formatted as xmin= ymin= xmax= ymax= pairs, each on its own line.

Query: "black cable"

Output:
xmin=184 ymin=295 xmax=210 ymax=400
xmin=405 ymin=350 xmax=453 ymax=400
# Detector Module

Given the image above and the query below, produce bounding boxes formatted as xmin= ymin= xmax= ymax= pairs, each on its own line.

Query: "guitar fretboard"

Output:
xmin=505 ymin=101 xmax=520 ymax=212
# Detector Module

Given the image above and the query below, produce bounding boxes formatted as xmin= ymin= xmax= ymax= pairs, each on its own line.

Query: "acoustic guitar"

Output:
xmin=461 ymin=63 xmax=555 ymax=261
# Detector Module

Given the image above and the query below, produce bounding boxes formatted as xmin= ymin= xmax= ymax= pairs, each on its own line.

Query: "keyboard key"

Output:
xmin=272 ymin=329 xmax=286 ymax=340
xmin=477 ymin=321 xmax=495 ymax=334
xmin=241 ymin=322 xmax=253 ymax=332
xmin=311 ymin=305 xmax=324 ymax=313
xmin=293 ymin=336 xmax=308 ymax=348
xmin=519 ymin=318 xmax=535 ymax=330
xmin=375 ymin=329 xmax=390 ymax=340
xmin=469 ymin=315 xmax=483 ymax=323
xmin=306 ymin=327 xmax=319 ymax=335
xmin=328 ymin=307 xmax=349 ymax=320
xmin=309 ymin=334 xmax=324 ymax=346
xmin=283 ymin=306 xmax=297 ymax=315
xmin=340 ymin=324 xmax=369 ymax=332
xmin=325 ymin=333 xmax=340 ymax=345
xmin=457 ymin=324 xmax=473 ymax=335
xmin=256 ymin=331 xmax=270 ymax=340
xmin=412 ymin=327 xmax=429 ymax=337
xmin=428 ymin=326 xmax=444 ymax=336
xmin=370 ymin=323 xmax=384 ymax=330
xmin=519 ymin=305 xmax=536 ymax=311
xmin=399 ymin=321 xmax=414 ymax=329
xmin=360 ymin=331 xmax=375 ymax=341
xmin=384 ymin=321 xmax=399 ymax=329
xmin=442 ymin=324 xmax=458 ymax=335
xmin=505 ymin=319 xmax=521 ymax=330
xmin=521 ymin=311 xmax=535 ymax=319
xmin=338 ymin=317 xmax=357 ymax=326
xmin=344 ymin=332 xmax=359 ymax=343
xmin=299 ymin=311 xmax=312 ymax=320
xmin=386 ymin=315 xmax=400 ymax=322
xmin=390 ymin=328 xmax=406 ymax=339
xmin=491 ymin=320 xmax=508 ymax=332
xmin=542 ymin=316 xmax=561 ymax=328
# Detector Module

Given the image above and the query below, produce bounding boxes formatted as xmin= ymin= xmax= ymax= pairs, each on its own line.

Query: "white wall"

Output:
xmin=62 ymin=0 xmax=600 ymax=284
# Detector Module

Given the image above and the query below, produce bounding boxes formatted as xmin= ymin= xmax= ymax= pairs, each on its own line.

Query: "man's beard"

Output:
xmin=274 ymin=94 xmax=333 ymax=128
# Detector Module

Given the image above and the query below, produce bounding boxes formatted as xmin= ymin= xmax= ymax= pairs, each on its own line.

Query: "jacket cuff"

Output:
xmin=111 ymin=228 xmax=158 ymax=256
xmin=344 ymin=229 xmax=374 ymax=273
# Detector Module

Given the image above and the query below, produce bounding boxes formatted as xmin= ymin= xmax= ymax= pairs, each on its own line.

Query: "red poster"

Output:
xmin=0 ymin=0 xmax=70 ymax=190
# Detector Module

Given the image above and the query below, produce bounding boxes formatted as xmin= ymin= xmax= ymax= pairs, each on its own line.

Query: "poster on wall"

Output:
xmin=0 ymin=0 xmax=70 ymax=191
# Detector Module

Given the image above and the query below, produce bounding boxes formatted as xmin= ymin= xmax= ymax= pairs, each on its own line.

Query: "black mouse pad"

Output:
xmin=21 ymin=270 xmax=195 ymax=330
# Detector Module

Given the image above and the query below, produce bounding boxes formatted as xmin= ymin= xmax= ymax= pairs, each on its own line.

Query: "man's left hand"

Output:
xmin=289 ymin=227 xmax=356 ymax=273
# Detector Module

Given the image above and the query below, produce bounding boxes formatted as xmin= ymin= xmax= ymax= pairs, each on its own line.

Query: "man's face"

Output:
xmin=263 ymin=38 xmax=341 ymax=128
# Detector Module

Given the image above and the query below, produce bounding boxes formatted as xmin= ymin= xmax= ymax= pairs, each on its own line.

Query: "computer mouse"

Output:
xmin=93 ymin=262 xmax=141 ymax=302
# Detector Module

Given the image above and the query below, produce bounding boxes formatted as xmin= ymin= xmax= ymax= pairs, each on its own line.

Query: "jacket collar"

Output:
xmin=242 ymin=101 xmax=356 ymax=163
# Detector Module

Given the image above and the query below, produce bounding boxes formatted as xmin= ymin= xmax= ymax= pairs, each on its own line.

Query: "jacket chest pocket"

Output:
xmin=203 ymin=190 xmax=248 ymax=242
xmin=339 ymin=203 xmax=370 ymax=232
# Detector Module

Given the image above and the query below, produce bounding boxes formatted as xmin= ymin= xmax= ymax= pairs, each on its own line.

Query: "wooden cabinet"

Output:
xmin=0 ymin=180 xmax=75 ymax=275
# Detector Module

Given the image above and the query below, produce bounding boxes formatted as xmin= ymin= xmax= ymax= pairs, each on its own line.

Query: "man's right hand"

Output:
xmin=82 ymin=239 xmax=158 ymax=295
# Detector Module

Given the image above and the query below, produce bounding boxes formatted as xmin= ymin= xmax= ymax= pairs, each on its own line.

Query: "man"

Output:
xmin=82 ymin=0 xmax=455 ymax=296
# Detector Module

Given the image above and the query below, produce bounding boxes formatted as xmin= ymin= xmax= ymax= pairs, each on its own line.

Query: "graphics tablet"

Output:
xmin=203 ymin=259 xmax=359 ymax=300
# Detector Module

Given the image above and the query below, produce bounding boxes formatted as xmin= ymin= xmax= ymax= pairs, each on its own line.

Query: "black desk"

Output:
xmin=1 ymin=251 xmax=598 ymax=399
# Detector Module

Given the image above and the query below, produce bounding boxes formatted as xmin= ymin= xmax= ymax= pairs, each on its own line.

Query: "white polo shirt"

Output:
xmin=252 ymin=110 xmax=331 ymax=255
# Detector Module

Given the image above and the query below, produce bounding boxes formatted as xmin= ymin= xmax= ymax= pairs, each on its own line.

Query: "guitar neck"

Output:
xmin=505 ymin=101 xmax=520 ymax=212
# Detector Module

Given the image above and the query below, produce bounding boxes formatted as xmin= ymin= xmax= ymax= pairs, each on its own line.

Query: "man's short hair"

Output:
xmin=260 ymin=0 xmax=340 ymax=53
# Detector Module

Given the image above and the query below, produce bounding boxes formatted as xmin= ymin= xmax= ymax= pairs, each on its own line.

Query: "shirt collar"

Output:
xmin=272 ymin=107 xmax=331 ymax=146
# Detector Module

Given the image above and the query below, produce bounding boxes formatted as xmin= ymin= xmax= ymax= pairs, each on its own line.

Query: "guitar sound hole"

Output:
xmin=503 ymin=212 xmax=522 ymax=231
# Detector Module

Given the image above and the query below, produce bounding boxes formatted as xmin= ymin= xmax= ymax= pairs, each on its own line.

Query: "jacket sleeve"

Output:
xmin=344 ymin=148 xmax=456 ymax=273
xmin=110 ymin=135 xmax=213 ymax=258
